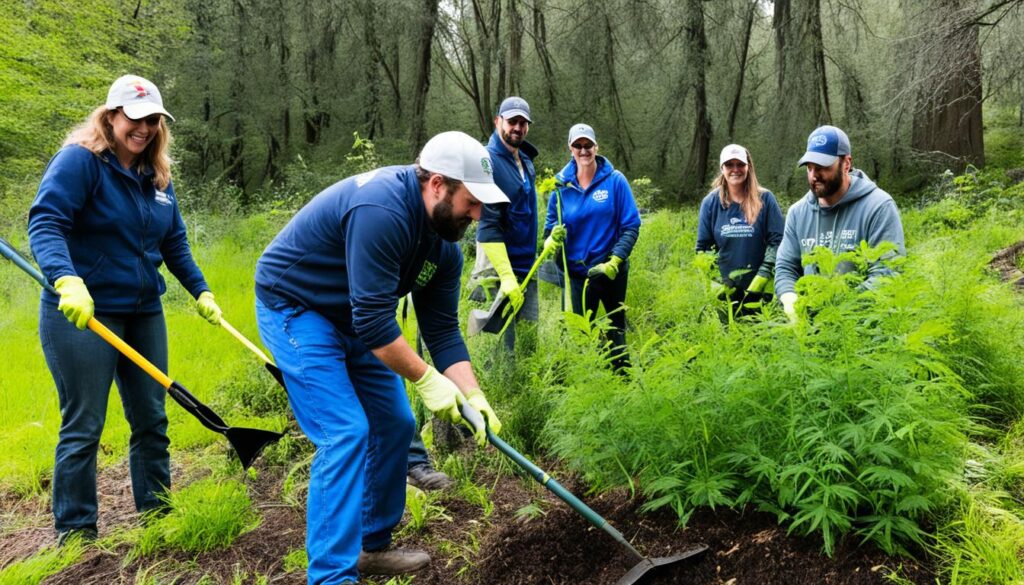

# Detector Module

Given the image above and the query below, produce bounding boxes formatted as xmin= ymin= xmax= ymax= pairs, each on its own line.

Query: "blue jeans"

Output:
xmin=39 ymin=304 xmax=171 ymax=533
xmin=256 ymin=300 xmax=415 ymax=585
xmin=568 ymin=262 xmax=631 ymax=371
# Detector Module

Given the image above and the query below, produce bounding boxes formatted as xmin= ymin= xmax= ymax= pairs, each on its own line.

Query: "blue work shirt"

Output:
xmin=29 ymin=145 xmax=209 ymax=314
xmin=695 ymin=189 xmax=784 ymax=290
xmin=476 ymin=130 xmax=538 ymax=276
xmin=255 ymin=165 xmax=469 ymax=371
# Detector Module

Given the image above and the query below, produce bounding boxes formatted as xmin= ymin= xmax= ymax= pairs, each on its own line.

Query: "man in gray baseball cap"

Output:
xmin=775 ymin=125 xmax=905 ymax=322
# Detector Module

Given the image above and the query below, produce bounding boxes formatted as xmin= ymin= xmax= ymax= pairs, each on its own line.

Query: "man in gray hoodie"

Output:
xmin=775 ymin=125 xmax=905 ymax=321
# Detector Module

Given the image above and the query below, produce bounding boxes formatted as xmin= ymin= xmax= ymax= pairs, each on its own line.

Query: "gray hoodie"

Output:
xmin=774 ymin=169 xmax=905 ymax=296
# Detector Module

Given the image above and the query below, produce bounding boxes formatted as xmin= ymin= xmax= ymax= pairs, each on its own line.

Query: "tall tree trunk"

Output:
xmin=410 ymin=0 xmax=440 ymax=154
xmin=362 ymin=1 xmax=384 ymax=139
xmin=601 ymin=11 xmax=634 ymax=172
xmin=911 ymin=0 xmax=985 ymax=170
xmin=506 ymin=0 xmax=523 ymax=97
xmin=531 ymin=0 xmax=557 ymax=108
xmin=680 ymin=0 xmax=711 ymax=201
xmin=727 ymin=0 xmax=757 ymax=141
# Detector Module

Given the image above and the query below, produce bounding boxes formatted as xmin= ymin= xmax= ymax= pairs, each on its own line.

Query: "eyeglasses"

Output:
xmin=571 ymin=142 xmax=595 ymax=151
xmin=504 ymin=117 xmax=530 ymax=128
xmin=120 ymin=110 xmax=162 ymax=128
xmin=723 ymin=161 xmax=747 ymax=170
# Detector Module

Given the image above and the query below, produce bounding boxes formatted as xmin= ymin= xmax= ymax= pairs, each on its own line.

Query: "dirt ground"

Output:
xmin=1 ymin=451 xmax=935 ymax=585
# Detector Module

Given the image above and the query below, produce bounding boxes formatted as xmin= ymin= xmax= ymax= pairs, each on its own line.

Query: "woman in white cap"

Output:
xmin=543 ymin=123 xmax=641 ymax=372
xmin=28 ymin=75 xmax=223 ymax=545
xmin=696 ymin=144 xmax=784 ymax=313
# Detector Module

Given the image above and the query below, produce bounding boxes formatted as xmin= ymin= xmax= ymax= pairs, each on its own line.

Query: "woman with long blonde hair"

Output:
xmin=28 ymin=75 xmax=223 ymax=545
xmin=696 ymin=144 xmax=785 ymax=309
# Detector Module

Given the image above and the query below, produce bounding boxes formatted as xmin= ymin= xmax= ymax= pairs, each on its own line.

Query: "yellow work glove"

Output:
xmin=196 ymin=291 xmax=223 ymax=325
xmin=542 ymin=225 xmax=567 ymax=256
xmin=464 ymin=388 xmax=501 ymax=445
xmin=480 ymin=242 xmax=523 ymax=313
xmin=747 ymin=275 xmax=770 ymax=293
xmin=587 ymin=255 xmax=623 ymax=280
xmin=412 ymin=366 xmax=464 ymax=426
xmin=54 ymin=275 xmax=94 ymax=330
xmin=780 ymin=292 xmax=798 ymax=323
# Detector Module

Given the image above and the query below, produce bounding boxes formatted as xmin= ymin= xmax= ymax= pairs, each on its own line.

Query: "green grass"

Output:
xmin=0 ymin=538 xmax=85 ymax=585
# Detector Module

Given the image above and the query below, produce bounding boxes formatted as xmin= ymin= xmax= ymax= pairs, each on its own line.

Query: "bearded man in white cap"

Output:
xmin=254 ymin=131 xmax=505 ymax=584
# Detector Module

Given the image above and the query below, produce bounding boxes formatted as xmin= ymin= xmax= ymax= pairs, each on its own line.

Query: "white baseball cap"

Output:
xmin=105 ymin=75 xmax=174 ymax=121
xmin=567 ymin=123 xmax=597 ymax=147
xmin=719 ymin=144 xmax=749 ymax=166
xmin=419 ymin=132 xmax=509 ymax=204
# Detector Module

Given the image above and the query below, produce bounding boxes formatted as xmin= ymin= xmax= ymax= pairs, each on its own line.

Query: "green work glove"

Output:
xmin=747 ymin=275 xmax=770 ymax=293
xmin=587 ymin=255 xmax=623 ymax=280
xmin=481 ymin=242 xmax=523 ymax=313
xmin=542 ymin=225 xmax=567 ymax=256
xmin=196 ymin=291 xmax=223 ymax=325
xmin=780 ymin=292 xmax=798 ymax=323
xmin=710 ymin=280 xmax=728 ymax=299
xmin=54 ymin=275 xmax=94 ymax=330
xmin=464 ymin=388 xmax=502 ymax=445
xmin=412 ymin=366 xmax=464 ymax=426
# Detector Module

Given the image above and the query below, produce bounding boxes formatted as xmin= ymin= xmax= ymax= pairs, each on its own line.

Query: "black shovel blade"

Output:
xmin=168 ymin=381 xmax=230 ymax=433
xmin=226 ymin=427 xmax=285 ymax=470
xmin=614 ymin=545 xmax=709 ymax=585
xmin=264 ymin=362 xmax=287 ymax=392
xmin=480 ymin=298 xmax=512 ymax=334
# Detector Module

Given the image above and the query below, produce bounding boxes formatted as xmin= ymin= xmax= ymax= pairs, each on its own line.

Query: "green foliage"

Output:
xmin=282 ymin=548 xmax=308 ymax=573
xmin=0 ymin=540 xmax=85 ymax=585
xmin=398 ymin=484 xmax=451 ymax=535
xmin=131 ymin=479 xmax=260 ymax=558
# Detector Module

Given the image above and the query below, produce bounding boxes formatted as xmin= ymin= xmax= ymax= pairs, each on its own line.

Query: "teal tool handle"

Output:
xmin=457 ymin=402 xmax=643 ymax=560
xmin=0 ymin=237 xmax=56 ymax=293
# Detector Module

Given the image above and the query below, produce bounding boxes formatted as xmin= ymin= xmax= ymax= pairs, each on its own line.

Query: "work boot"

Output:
xmin=357 ymin=547 xmax=430 ymax=575
xmin=407 ymin=463 xmax=453 ymax=491
xmin=56 ymin=527 xmax=97 ymax=547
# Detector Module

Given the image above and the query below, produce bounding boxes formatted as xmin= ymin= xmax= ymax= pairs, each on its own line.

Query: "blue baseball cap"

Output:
xmin=798 ymin=125 xmax=851 ymax=167
xmin=497 ymin=97 xmax=531 ymax=122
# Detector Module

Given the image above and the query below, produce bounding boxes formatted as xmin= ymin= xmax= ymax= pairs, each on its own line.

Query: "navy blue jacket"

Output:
xmin=255 ymin=166 xmax=469 ymax=371
xmin=29 ymin=145 xmax=209 ymax=314
xmin=476 ymin=130 xmax=538 ymax=276
xmin=545 ymin=156 xmax=641 ymax=278
xmin=696 ymin=189 xmax=784 ymax=291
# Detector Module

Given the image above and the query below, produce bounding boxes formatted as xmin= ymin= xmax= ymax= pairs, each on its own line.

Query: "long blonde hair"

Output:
xmin=709 ymin=146 xmax=765 ymax=225
xmin=63 ymin=106 xmax=172 ymax=190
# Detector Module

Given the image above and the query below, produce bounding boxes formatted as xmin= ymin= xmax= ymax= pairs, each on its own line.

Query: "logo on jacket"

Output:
xmin=154 ymin=190 xmax=172 ymax=205
xmin=416 ymin=261 xmax=437 ymax=287
xmin=592 ymin=190 xmax=609 ymax=203
xmin=730 ymin=217 xmax=742 ymax=224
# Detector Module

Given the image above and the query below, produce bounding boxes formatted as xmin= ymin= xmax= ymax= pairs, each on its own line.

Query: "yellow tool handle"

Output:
xmin=220 ymin=318 xmax=276 ymax=366
xmin=87 ymin=318 xmax=173 ymax=389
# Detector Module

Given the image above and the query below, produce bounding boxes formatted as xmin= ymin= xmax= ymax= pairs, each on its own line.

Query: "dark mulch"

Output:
xmin=990 ymin=240 xmax=1024 ymax=288
xmin=5 ymin=450 xmax=936 ymax=584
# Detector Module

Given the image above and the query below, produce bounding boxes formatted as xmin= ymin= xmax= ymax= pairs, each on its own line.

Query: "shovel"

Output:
xmin=0 ymin=237 xmax=282 ymax=470
xmin=467 ymin=244 xmax=555 ymax=337
xmin=458 ymin=403 xmax=707 ymax=584
xmin=219 ymin=318 xmax=287 ymax=391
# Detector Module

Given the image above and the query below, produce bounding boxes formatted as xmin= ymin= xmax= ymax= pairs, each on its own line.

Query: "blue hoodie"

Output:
xmin=774 ymin=169 xmax=905 ymax=296
xmin=476 ymin=130 xmax=539 ymax=276
xmin=545 ymin=156 xmax=641 ymax=278
xmin=696 ymin=189 xmax=785 ymax=290
xmin=29 ymin=145 xmax=209 ymax=314
xmin=255 ymin=166 xmax=469 ymax=372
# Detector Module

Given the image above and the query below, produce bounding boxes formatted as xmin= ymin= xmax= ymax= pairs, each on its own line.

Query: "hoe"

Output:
xmin=459 ymin=403 xmax=708 ymax=585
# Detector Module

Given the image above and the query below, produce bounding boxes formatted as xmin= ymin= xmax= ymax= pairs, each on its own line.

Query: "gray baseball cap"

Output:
xmin=567 ymin=123 xmax=597 ymax=147
xmin=497 ymin=97 xmax=531 ymax=122
xmin=798 ymin=125 xmax=851 ymax=167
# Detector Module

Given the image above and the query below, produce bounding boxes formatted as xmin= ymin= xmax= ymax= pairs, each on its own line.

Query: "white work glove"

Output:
xmin=780 ymin=292 xmax=798 ymax=323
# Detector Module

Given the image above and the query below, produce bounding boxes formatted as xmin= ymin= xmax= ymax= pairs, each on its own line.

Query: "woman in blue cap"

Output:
xmin=28 ymin=75 xmax=223 ymax=545
xmin=696 ymin=144 xmax=784 ymax=315
xmin=543 ymin=123 xmax=641 ymax=371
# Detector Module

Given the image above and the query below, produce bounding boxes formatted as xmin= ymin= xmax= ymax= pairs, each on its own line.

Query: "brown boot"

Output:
xmin=357 ymin=547 xmax=430 ymax=575
xmin=407 ymin=463 xmax=453 ymax=491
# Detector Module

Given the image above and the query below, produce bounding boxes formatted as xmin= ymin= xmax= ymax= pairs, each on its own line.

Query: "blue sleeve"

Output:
xmin=28 ymin=147 xmax=96 ymax=284
xmin=345 ymin=204 xmax=407 ymax=349
xmin=610 ymin=173 xmax=641 ymax=260
xmin=763 ymin=192 xmax=785 ymax=247
xmin=863 ymin=198 xmax=906 ymax=289
xmin=412 ymin=244 xmax=470 ymax=371
xmin=774 ymin=206 xmax=803 ymax=297
xmin=476 ymin=202 xmax=507 ymax=243
xmin=696 ymin=195 xmax=716 ymax=252
xmin=159 ymin=183 xmax=210 ymax=298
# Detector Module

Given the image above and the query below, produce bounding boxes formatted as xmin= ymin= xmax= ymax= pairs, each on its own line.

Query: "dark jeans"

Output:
xmin=39 ymin=304 xmax=171 ymax=533
xmin=568 ymin=262 xmax=631 ymax=371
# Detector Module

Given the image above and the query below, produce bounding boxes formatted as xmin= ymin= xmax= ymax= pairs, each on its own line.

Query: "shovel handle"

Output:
xmin=88 ymin=318 xmax=173 ymax=389
xmin=220 ymin=318 xmax=276 ymax=367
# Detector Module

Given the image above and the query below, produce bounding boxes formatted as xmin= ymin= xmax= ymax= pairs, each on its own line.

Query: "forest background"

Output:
xmin=2 ymin=0 xmax=1024 ymax=218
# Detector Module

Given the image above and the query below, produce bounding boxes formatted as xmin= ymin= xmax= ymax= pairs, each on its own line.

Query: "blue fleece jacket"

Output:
xmin=696 ymin=189 xmax=784 ymax=290
xmin=775 ymin=169 xmax=906 ymax=296
xmin=28 ymin=145 xmax=209 ymax=314
xmin=544 ymin=156 xmax=641 ymax=278
xmin=255 ymin=166 xmax=469 ymax=371
xmin=476 ymin=130 xmax=539 ymax=276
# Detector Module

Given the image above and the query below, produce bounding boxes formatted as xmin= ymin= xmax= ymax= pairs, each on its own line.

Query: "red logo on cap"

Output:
xmin=133 ymin=83 xmax=148 ymax=98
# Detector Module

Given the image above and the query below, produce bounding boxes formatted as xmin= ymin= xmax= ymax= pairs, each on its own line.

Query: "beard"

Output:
xmin=430 ymin=189 xmax=472 ymax=242
xmin=810 ymin=169 xmax=844 ymax=200
xmin=501 ymin=128 xmax=524 ymax=148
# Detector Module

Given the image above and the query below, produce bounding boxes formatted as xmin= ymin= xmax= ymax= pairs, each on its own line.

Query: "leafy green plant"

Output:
xmin=399 ymin=484 xmax=451 ymax=535
xmin=282 ymin=548 xmax=308 ymax=573
xmin=0 ymin=540 xmax=85 ymax=585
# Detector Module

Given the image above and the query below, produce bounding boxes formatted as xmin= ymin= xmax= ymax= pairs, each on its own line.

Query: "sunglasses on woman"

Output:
xmin=120 ymin=109 xmax=162 ymax=128
xmin=571 ymin=142 xmax=595 ymax=151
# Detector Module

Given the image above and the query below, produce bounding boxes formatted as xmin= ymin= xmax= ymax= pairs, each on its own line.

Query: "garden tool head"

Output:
xmin=466 ymin=292 xmax=511 ymax=336
xmin=613 ymin=548 xmax=708 ymax=585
